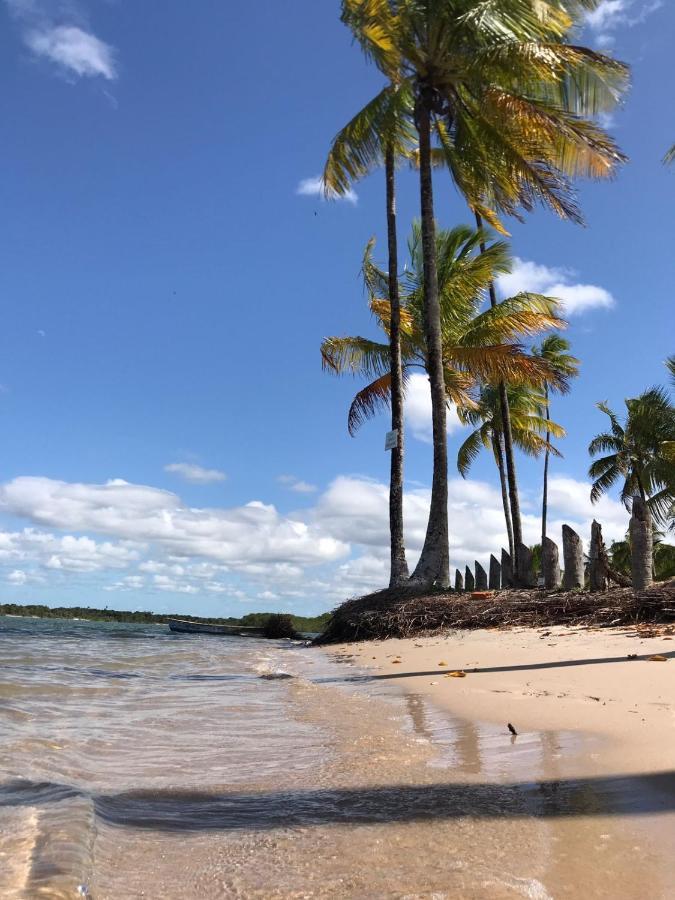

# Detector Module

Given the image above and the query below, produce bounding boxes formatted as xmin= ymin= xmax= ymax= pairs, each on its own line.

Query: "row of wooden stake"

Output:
xmin=454 ymin=496 xmax=654 ymax=594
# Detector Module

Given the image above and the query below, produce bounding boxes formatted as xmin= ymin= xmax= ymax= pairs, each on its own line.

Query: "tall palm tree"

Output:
xmin=340 ymin=0 xmax=628 ymax=586
xmin=457 ymin=384 xmax=565 ymax=558
xmin=532 ymin=335 xmax=580 ymax=543
xmin=324 ymin=83 xmax=416 ymax=586
xmin=588 ymin=388 xmax=675 ymax=527
xmin=322 ymin=223 xmax=568 ymax=583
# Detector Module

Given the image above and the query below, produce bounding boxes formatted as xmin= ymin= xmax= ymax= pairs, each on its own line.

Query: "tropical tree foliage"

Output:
xmin=532 ymin=335 xmax=580 ymax=543
xmin=336 ymin=0 xmax=628 ymax=586
xmin=457 ymin=383 xmax=565 ymax=557
xmin=588 ymin=388 xmax=675 ymax=527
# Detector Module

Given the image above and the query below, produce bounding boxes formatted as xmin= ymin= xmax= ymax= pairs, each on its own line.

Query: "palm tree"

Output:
xmin=532 ymin=336 xmax=580 ymax=544
xmin=340 ymin=0 xmax=628 ymax=586
xmin=457 ymin=384 xmax=565 ymax=559
xmin=588 ymin=388 xmax=675 ymax=527
xmin=324 ymin=83 xmax=416 ymax=586
xmin=322 ymin=223 xmax=568 ymax=583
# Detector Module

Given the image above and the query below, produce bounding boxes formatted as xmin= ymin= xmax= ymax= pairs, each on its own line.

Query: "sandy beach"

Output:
xmin=330 ymin=625 xmax=675 ymax=775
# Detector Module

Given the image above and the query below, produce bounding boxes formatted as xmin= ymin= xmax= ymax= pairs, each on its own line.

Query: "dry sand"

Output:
xmin=330 ymin=625 xmax=675 ymax=776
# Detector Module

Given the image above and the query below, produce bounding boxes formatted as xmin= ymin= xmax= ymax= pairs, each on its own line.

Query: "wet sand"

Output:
xmin=2 ymin=617 xmax=674 ymax=898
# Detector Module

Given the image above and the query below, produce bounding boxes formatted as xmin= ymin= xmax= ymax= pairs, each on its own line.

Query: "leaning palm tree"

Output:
xmin=322 ymin=222 xmax=568 ymax=584
xmin=324 ymin=83 xmax=416 ymax=587
xmin=340 ymin=0 xmax=628 ymax=586
xmin=588 ymin=388 xmax=675 ymax=528
xmin=532 ymin=335 xmax=580 ymax=544
xmin=457 ymin=384 xmax=565 ymax=559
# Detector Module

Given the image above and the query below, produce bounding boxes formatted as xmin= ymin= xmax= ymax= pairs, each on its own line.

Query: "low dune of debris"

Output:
xmin=314 ymin=580 xmax=675 ymax=644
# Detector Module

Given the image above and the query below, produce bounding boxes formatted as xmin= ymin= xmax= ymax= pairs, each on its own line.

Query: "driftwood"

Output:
xmin=315 ymin=580 xmax=675 ymax=644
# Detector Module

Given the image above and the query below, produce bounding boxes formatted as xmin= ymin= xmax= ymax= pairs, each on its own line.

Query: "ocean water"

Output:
xmin=0 ymin=616 xmax=672 ymax=899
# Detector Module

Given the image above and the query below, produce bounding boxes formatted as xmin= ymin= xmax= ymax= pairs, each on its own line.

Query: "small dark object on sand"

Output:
xmin=627 ymin=653 xmax=638 ymax=659
xmin=507 ymin=723 xmax=518 ymax=736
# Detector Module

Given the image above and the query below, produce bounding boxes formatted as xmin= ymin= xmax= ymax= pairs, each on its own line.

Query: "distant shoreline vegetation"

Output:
xmin=0 ymin=603 xmax=331 ymax=633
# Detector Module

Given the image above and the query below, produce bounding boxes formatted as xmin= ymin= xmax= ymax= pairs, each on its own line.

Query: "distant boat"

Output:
xmin=167 ymin=618 xmax=266 ymax=637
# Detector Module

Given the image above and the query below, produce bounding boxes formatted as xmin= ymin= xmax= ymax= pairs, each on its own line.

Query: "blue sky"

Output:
xmin=0 ymin=0 xmax=672 ymax=616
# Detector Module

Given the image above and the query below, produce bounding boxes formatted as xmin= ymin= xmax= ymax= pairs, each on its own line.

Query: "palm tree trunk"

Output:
xmin=474 ymin=211 xmax=525 ymax=584
xmin=493 ymin=430 xmax=514 ymax=560
xmin=385 ymin=144 xmax=409 ymax=587
xmin=410 ymin=91 xmax=449 ymax=588
xmin=541 ymin=383 xmax=550 ymax=546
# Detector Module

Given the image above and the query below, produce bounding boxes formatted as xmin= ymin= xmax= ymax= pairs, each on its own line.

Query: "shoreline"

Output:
xmin=322 ymin=624 xmax=675 ymax=776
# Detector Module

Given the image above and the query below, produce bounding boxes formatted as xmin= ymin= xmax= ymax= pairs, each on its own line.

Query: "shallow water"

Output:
xmin=1 ymin=617 xmax=673 ymax=898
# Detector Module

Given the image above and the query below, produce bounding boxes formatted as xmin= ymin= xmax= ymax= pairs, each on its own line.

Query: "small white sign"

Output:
xmin=384 ymin=429 xmax=399 ymax=451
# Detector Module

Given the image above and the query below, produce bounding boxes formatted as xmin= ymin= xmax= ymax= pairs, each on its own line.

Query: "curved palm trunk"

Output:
xmin=385 ymin=144 xmax=409 ymax=587
xmin=410 ymin=94 xmax=449 ymax=588
xmin=493 ymin=430 xmax=514 ymax=560
xmin=541 ymin=384 xmax=550 ymax=545
xmin=474 ymin=211 xmax=524 ymax=584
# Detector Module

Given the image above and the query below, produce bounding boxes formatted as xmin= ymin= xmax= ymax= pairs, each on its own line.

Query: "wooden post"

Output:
xmin=489 ymin=555 xmax=501 ymax=590
xmin=542 ymin=536 xmax=561 ymax=589
xmin=454 ymin=569 xmax=464 ymax=592
xmin=589 ymin=520 xmax=607 ymax=592
xmin=501 ymin=549 xmax=513 ymax=588
xmin=629 ymin=496 xmax=653 ymax=591
xmin=562 ymin=524 xmax=584 ymax=589
xmin=516 ymin=543 xmax=536 ymax=588
xmin=475 ymin=561 xmax=488 ymax=590
xmin=465 ymin=566 xmax=475 ymax=592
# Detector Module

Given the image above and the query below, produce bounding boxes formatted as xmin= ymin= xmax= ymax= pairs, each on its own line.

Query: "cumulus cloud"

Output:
xmin=278 ymin=474 xmax=318 ymax=494
xmin=164 ymin=463 xmax=226 ymax=485
xmin=584 ymin=0 xmax=663 ymax=46
xmin=497 ymin=258 xmax=615 ymax=316
xmin=404 ymin=372 xmax=463 ymax=443
xmin=5 ymin=0 xmax=117 ymax=81
xmin=0 ymin=476 xmax=349 ymax=568
xmin=296 ymin=175 xmax=358 ymax=205
xmin=0 ymin=471 xmax=637 ymax=606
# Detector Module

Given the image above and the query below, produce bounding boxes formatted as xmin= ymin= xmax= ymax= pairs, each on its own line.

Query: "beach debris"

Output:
xmin=438 ymin=660 xmax=449 ymax=666
xmin=647 ymin=654 xmax=668 ymax=662
xmin=314 ymin=579 xmax=675 ymax=644
xmin=507 ymin=723 xmax=518 ymax=735
xmin=391 ymin=659 xmax=402 ymax=664
xmin=430 ymin=681 xmax=438 ymax=685
xmin=627 ymin=654 xmax=638 ymax=659
xmin=446 ymin=670 xmax=466 ymax=678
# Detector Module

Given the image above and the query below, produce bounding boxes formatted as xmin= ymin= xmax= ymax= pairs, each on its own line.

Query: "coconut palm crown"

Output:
xmin=321 ymin=222 xmax=568 ymax=434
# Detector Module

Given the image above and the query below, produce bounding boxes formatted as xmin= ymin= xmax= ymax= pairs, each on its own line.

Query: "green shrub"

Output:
xmin=262 ymin=613 xmax=298 ymax=639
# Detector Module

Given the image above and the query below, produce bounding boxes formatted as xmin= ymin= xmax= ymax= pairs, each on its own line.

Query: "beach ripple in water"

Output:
xmin=0 ymin=616 xmax=672 ymax=899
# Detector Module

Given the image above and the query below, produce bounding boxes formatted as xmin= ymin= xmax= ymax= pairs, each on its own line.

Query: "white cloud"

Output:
xmin=0 ymin=476 xmax=349 ymax=568
xmin=584 ymin=0 xmax=663 ymax=45
xmin=164 ymin=462 xmax=226 ymax=485
xmin=296 ymin=175 xmax=358 ymax=205
xmin=405 ymin=372 xmax=462 ymax=443
xmin=497 ymin=257 xmax=615 ymax=315
xmin=0 ymin=470 xmax=638 ymax=606
xmin=5 ymin=1 xmax=117 ymax=82
xmin=278 ymin=474 xmax=318 ymax=494
xmin=26 ymin=25 xmax=116 ymax=79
